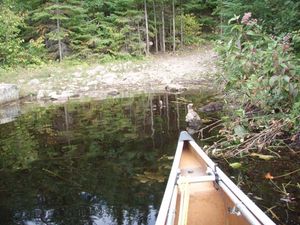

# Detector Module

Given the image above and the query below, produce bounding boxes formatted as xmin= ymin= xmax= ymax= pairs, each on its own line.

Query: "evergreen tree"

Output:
xmin=31 ymin=0 xmax=87 ymax=61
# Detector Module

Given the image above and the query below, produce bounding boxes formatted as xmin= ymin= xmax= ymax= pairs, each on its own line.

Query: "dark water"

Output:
xmin=0 ymin=91 xmax=299 ymax=225
xmin=0 ymin=91 xmax=217 ymax=225
xmin=219 ymin=155 xmax=300 ymax=225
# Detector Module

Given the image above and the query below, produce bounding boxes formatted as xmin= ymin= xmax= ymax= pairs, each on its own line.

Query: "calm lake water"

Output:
xmin=0 ymin=91 xmax=299 ymax=225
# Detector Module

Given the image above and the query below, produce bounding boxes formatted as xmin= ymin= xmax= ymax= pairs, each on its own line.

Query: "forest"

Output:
xmin=0 ymin=0 xmax=215 ymax=65
xmin=0 ymin=0 xmax=299 ymax=63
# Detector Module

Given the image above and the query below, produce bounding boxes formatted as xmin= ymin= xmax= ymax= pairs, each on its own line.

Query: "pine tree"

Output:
xmin=31 ymin=0 xmax=88 ymax=61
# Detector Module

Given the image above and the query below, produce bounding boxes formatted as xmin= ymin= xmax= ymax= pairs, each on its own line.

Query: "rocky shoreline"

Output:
xmin=1 ymin=46 xmax=218 ymax=103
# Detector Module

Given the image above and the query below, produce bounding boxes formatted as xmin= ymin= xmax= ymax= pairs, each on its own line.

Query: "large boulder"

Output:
xmin=0 ymin=84 xmax=19 ymax=104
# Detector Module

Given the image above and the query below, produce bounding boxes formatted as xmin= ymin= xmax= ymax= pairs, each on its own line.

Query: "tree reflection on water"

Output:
xmin=0 ymin=91 xmax=213 ymax=225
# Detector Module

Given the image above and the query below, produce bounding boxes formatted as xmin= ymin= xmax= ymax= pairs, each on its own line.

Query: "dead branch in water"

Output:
xmin=232 ymin=119 xmax=285 ymax=156
xmin=197 ymin=119 xmax=222 ymax=139
xmin=204 ymin=118 xmax=294 ymax=158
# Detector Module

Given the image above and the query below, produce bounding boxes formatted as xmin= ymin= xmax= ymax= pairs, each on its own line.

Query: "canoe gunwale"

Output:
xmin=156 ymin=138 xmax=184 ymax=225
xmin=166 ymin=186 xmax=178 ymax=225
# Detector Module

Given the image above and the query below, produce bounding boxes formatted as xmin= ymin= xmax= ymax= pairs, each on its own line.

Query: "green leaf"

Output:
xmin=283 ymin=75 xmax=290 ymax=83
xmin=250 ymin=153 xmax=275 ymax=160
xmin=229 ymin=162 xmax=242 ymax=169
xmin=246 ymin=30 xmax=257 ymax=36
xmin=228 ymin=15 xmax=240 ymax=24
xmin=234 ymin=125 xmax=247 ymax=138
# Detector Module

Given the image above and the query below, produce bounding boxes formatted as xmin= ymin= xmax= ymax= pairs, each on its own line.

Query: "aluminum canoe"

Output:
xmin=156 ymin=131 xmax=276 ymax=225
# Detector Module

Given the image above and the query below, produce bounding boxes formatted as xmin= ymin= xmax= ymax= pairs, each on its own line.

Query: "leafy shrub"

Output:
xmin=176 ymin=14 xmax=203 ymax=45
xmin=0 ymin=6 xmax=24 ymax=66
xmin=217 ymin=13 xmax=300 ymax=113
xmin=218 ymin=0 xmax=300 ymax=35
xmin=0 ymin=6 xmax=45 ymax=67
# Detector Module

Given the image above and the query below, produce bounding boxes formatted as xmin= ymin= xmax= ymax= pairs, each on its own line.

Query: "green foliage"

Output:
xmin=176 ymin=14 xmax=203 ymax=45
xmin=2 ymin=0 xmax=300 ymax=68
xmin=291 ymin=99 xmax=300 ymax=127
xmin=0 ymin=6 xmax=24 ymax=66
xmin=30 ymin=0 xmax=89 ymax=59
xmin=0 ymin=0 xmax=220 ymax=67
xmin=217 ymin=0 xmax=300 ymax=35
xmin=183 ymin=0 xmax=218 ymax=32
xmin=217 ymin=14 xmax=300 ymax=114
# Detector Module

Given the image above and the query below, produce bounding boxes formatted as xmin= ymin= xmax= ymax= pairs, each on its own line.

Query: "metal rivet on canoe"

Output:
xmin=187 ymin=169 xmax=194 ymax=174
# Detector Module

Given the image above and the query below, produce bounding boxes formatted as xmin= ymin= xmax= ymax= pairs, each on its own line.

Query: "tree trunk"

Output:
xmin=172 ymin=0 xmax=176 ymax=53
xmin=180 ymin=0 xmax=184 ymax=48
xmin=153 ymin=0 xmax=159 ymax=53
xmin=161 ymin=2 xmax=166 ymax=53
xmin=159 ymin=26 xmax=163 ymax=51
xmin=57 ymin=17 xmax=63 ymax=62
xmin=137 ymin=23 xmax=143 ymax=55
xmin=144 ymin=0 xmax=150 ymax=55
xmin=55 ymin=0 xmax=63 ymax=62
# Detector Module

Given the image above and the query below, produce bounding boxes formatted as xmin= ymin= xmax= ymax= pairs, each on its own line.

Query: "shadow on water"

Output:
xmin=0 ymin=90 xmax=299 ymax=225
xmin=0 ymin=90 xmax=217 ymax=225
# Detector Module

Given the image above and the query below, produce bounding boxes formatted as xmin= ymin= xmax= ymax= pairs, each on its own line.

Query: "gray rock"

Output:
xmin=0 ymin=84 xmax=19 ymax=104
xmin=107 ymin=89 xmax=120 ymax=96
xmin=72 ymin=71 xmax=82 ymax=78
xmin=48 ymin=91 xmax=58 ymax=99
xmin=37 ymin=90 xmax=45 ymax=100
xmin=87 ymin=81 xmax=98 ymax=86
xmin=28 ymin=79 xmax=40 ymax=86
xmin=80 ymin=87 xmax=90 ymax=92
xmin=87 ymin=65 xmax=106 ymax=76
xmin=165 ymin=84 xmax=187 ymax=93
xmin=61 ymin=90 xmax=75 ymax=98
xmin=48 ymin=90 xmax=77 ymax=101
xmin=101 ymin=73 xmax=117 ymax=85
